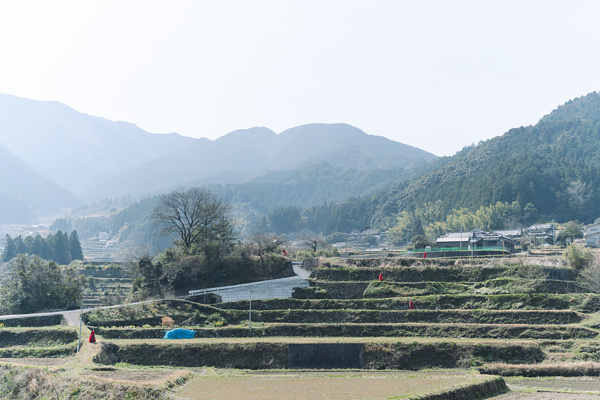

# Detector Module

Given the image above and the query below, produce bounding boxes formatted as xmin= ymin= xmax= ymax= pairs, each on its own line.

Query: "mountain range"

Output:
xmin=0 ymin=93 xmax=436 ymax=223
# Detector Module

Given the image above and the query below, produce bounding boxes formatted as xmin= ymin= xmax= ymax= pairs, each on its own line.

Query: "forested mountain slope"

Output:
xmin=372 ymin=92 xmax=600 ymax=227
xmin=206 ymin=162 xmax=415 ymax=213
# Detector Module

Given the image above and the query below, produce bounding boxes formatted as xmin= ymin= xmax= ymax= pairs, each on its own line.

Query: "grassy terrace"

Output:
xmin=79 ymin=256 xmax=600 ymax=370
xmin=1 ymin=254 xmax=600 ymax=398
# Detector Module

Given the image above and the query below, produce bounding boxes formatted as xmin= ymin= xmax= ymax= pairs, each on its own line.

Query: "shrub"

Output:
xmin=161 ymin=316 xmax=175 ymax=328
xmin=206 ymin=313 xmax=228 ymax=327
xmin=564 ymin=243 xmax=594 ymax=271
xmin=577 ymin=253 xmax=600 ymax=293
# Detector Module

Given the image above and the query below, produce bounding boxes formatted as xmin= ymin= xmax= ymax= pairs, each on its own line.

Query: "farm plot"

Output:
xmin=174 ymin=370 xmax=507 ymax=400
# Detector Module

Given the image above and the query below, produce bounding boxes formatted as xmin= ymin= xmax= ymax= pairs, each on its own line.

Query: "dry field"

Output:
xmin=173 ymin=370 xmax=496 ymax=400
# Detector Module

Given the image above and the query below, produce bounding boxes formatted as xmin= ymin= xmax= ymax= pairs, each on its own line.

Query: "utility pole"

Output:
xmin=364 ymin=226 xmax=370 ymax=259
xmin=460 ymin=217 xmax=463 ymax=252
xmin=248 ymin=286 xmax=253 ymax=330
xmin=345 ymin=234 xmax=348 ymax=256
xmin=77 ymin=295 xmax=83 ymax=353
xmin=363 ymin=226 xmax=369 ymax=260
xmin=248 ymin=299 xmax=252 ymax=329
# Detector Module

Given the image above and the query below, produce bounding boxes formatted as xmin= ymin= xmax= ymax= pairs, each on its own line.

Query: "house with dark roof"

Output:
xmin=436 ymin=229 xmax=518 ymax=252
xmin=494 ymin=229 xmax=523 ymax=239
xmin=526 ymin=223 xmax=555 ymax=245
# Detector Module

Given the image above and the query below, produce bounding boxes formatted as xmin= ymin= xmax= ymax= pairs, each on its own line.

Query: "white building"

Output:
xmin=584 ymin=222 xmax=600 ymax=247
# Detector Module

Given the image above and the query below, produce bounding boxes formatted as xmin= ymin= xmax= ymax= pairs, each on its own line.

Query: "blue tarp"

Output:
xmin=163 ymin=328 xmax=196 ymax=339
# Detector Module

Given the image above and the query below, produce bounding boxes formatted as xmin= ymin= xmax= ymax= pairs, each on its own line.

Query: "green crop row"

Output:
xmin=362 ymin=279 xmax=581 ymax=298
xmin=0 ymin=344 xmax=76 ymax=358
xmin=95 ymin=322 xmax=598 ymax=340
xmin=314 ymin=265 xmax=572 ymax=283
xmin=226 ymin=309 xmax=583 ymax=325
xmin=218 ymin=294 xmax=600 ymax=313
xmin=92 ymin=340 xmax=543 ymax=369
xmin=0 ymin=328 xmax=78 ymax=348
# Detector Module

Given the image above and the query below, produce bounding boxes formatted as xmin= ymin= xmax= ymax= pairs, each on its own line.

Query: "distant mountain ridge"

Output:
xmin=94 ymin=123 xmax=436 ymax=199
xmin=0 ymin=93 xmax=437 ymax=223
xmin=0 ymin=144 xmax=77 ymax=223
xmin=0 ymin=93 xmax=197 ymax=194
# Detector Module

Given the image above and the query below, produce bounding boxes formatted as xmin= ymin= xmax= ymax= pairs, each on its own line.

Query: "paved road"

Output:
xmin=492 ymin=392 xmax=600 ymax=399
xmin=293 ymin=264 xmax=311 ymax=279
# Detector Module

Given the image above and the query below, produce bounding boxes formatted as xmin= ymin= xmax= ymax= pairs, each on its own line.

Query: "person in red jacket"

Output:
xmin=89 ymin=329 xmax=96 ymax=343
xmin=378 ymin=273 xmax=383 ymax=281
xmin=409 ymin=300 xmax=415 ymax=310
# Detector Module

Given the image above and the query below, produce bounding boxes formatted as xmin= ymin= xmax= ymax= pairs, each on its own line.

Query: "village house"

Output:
xmin=436 ymin=229 xmax=518 ymax=252
xmin=526 ymin=223 xmax=555 ymax=245
xmin=584 ymin=221 xmax=600 ymax=247
xmin=494 ymin=229 xmax=524 ymax=240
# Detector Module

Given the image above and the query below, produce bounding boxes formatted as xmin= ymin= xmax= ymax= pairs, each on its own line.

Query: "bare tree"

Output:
xmin=248 ymin=231 xmax=287 ymax=261
xmin=299 ymin=230 xmax=330 ymax=253
xmin=150 ymin=188 xmax=234 ymax=252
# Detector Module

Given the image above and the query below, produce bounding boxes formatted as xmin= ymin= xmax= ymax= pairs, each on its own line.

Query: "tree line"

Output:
xmin=2 ymin=230 xmax=83 ymax=265
xmin=0 ymin=254 xmax=85 ymax=314
xmin=387 ymin=200 xmax=538 ymax=244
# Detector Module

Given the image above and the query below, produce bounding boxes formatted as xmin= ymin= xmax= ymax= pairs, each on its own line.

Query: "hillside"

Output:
xmin=0 ymin=145 xmax=77 ymax=222
xmin=87 ymin=123 xmax=436 ymax=199
xmin=0 ymin=93 xmax=195 ymax=196
xmin=208 ymin=162 xmax=416 ymax=212
xmin=0 ymin=94 xmax=437 ymax=208
xmin=370 ymin=91 xmax=600 ymax=228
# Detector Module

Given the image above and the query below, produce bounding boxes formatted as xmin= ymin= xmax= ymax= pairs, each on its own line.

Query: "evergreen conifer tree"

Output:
xmin=69 ymin=230 xmax=84 ymax=261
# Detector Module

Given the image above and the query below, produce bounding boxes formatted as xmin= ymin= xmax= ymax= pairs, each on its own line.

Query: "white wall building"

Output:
xmin=584 ymin=222 xmax=600 ymax=247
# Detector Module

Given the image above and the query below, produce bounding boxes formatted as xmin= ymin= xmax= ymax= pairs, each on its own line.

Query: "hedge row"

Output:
xmin=93 ymin=340 xmax=543 ymax=369
xmin=310 ymin=282 xmax=369 ymax=299
xmin=218 ymin=294 xmax=600 ymax=312
xmin=94 ymin=322 xmax=597 ymax=340
xmin=83 ymin=299 xmax=229 ymax=327
xmin=413 ymin=376 xmax=508 ymax=400
xmin=363 ymin=341 xmax=544 ymax=369
xmin=314 ymin=265 xmax=573 ymax=283
xmin=0 ymin=345 xmax=75 ymax=358
xmin=84 ymin=314 xmax=189 ymax=328
xmin=479 ymin=362 xmax=600 ymax=377
xmin=93 ymin=342 xmax=289 ymax=368
xmin=228 ymin=309 xmax=583 ymax=325
xmin=362 ymin=279 xmax=582 ymax=298
xmin=0 ymin=328 xmax=78 ymax=347
xmin=0 ymin=314 xmax=64 ymax=327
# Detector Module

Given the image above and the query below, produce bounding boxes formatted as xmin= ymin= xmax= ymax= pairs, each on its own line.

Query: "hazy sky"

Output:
xmin=1 ymin=1 xmax=600 ymax=156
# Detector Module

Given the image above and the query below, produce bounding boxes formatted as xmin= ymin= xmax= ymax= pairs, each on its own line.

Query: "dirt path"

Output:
xmin=489 ymin=377 xmax=600 ymax=399
xmin=492 ymin=393 xmax=600 ymax=399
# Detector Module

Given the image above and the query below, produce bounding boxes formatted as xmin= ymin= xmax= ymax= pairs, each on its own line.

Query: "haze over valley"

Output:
xmin=3 ymin=90 xmax=600 ymax=258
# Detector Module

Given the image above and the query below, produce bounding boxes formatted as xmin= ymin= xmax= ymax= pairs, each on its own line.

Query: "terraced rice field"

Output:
xmin=173 ymin=370 xmax=503 ymax=400
xmin=3 ymin=255 xmax=600 ymax=399
xmin=84 ymin=257 xmax=600 ymax=372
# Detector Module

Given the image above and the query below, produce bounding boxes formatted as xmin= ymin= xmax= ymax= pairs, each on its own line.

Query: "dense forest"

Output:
xmin=252 ymin=92 xmax=600 ymax=237
xmin=370 ymin=92 xmax=600 ymax=229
